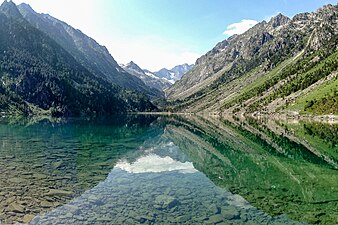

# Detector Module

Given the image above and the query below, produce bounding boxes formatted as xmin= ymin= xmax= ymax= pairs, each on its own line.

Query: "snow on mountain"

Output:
xmin=121 ymin=62 xmax=172 ymax=91
xmin=121 ymin=62 xmax=194 ymax=91
xmin=155 ymin=64 xmax=194 ymax=83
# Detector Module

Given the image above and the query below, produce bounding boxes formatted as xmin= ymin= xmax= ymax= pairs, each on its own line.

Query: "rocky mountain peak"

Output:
xmin=268 ymin=13 xmax=290 ymax=28
xmin=155 ymin=64 xmax=194 ymax=83
xmin=215 ymin=40 xmax=229 ymax=49
xmin=17 ymin=3 xmax=35 ymax=14
xmin=122 ymin=61 xmax=172 ymax=91
xmin=167 ymin=3 xmax=338 ymax=104
xmin=172 ymin=63 xmax=193 ymax=72
xmin=0 ymin=0 xmax=22 ymax=18
xmin=125 ymin=61 xmax=144 ymax=73
xmin=315 ymin=3 xmax=338 ymax=19
xmin=16 ymin=3 xmax=163 ymax=99
xmin=319 ymin=3 xmax=336 ymax=11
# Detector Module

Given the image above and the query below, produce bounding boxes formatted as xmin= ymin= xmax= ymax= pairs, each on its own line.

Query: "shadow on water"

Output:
xmin=0 ymin=114 xmax=337 ymax=224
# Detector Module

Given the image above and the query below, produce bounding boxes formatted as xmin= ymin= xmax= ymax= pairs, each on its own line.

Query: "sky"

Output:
xmin=12 ymin=0 xmax=338 ymax=71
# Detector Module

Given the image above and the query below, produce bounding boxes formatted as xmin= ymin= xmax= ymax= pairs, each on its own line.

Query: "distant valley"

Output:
xmin=0 ymin=1 xmax=337 ymax=225
xmin=121 ymin=61 xmax=193 ymax=91
xmin=0 ymin=0 xmax=337 ymax=118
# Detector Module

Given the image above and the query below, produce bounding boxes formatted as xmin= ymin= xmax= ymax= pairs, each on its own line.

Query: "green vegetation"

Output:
xmin=0 ymin=9 xmax=156 ymax=116
xmin=167 ymin=116 xmax=338 ymax=224
xmin=278 ymin=121 xmax=338 ymax=160
xmin=286 ymin=75 xmax=338 ymax=114
xmin=225 ymin=48 xmax=338 ymax=113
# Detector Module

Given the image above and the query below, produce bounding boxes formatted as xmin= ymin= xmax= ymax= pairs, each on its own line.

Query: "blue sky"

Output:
xmin=13 ymin=0 xmax=338 ymax=70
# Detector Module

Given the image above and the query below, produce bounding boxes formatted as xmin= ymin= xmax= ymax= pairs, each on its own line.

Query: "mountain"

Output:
xmin=171 ymin=64 xmax=195 ymax=80
xmin=17 ymin=3 xmax=162 ymax=99
xmin=166 ymin=4 xmax=338 ymax=116
xmin=155 ymin=63 xmax=194 ymax=84
xmin=0 ymin=0 xmax=21 ymax=18
xmin=121 ymin=61 xmax=172 ymax=91
xmin=0 ymin=1 xmax=156 ymax=116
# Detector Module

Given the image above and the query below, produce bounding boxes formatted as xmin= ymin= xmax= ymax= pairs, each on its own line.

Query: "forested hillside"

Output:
xmin=17 ymin=3 xmax=162 ymax=99
xmin=0 ymin=1 xmax=156 ymax=116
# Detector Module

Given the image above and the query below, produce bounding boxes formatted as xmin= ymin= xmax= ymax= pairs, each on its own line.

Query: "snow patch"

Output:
xmin=163 ymin=78 xmax=175 ymax=84
xmin=145 ymin=71 xmax=159 ymax=79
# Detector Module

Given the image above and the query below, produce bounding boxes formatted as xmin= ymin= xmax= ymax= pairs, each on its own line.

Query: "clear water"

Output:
xmin=0 ymin=115 xmax=337 ymax=224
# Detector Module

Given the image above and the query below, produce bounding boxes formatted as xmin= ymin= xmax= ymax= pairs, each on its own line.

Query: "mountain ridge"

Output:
xmin=121 ymin=61 xmax=172 ymax=92
xmin=0 ymin=0 xmax=22 ymax=18
xmin=155 ymin=63 xmax=194 ymax=84
xmin=17 ymin=3 xmax=162 ymax=99
xmin=166 ymin=3 xmax=338 ymax=116
xmin=0 ymin=1 xmax=157 ymax=116
xmin=121 ymin=61 xmax=194 ymax=91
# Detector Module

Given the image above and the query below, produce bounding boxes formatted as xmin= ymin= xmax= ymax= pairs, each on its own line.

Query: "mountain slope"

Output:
xmin=166 ymin=4 xmax=338 ymax=116
xmin=17 ymin=3 xmax=162 ymax=99
xmin=155 ymin=63 xmax=194 ymax=84
xmin=0 ymin=1 xmax=156 ymax=116
xmin=121 ymin=61 xmax=172 ymax=91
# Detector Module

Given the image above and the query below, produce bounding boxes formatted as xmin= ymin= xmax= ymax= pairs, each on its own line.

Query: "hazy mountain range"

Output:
xmin=155 ymin=63 xmax=194 ymax=84
xmin=121 ymin=61 xmax=193 ymax=91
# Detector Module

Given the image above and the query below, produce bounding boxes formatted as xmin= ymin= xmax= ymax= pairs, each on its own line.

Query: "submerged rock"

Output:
xmin=208 ymin=214 xmax=224 ymax=224
xmin=221 ymin=206 xmax=240 ymax=220
xmin=8 ymin=177 xmax=27 ymax=184
xmin=154 ymin=195 xmax=179 ymax=209
xmin=8 ymin=202 xmax=24 ymax=213
xmin=22 ymin=214 xmax=35 ymax=223
xmin=45 ymin=189 xmax=73 ymax=197
xmin=40 ymin=200 xmax=55 ymax=208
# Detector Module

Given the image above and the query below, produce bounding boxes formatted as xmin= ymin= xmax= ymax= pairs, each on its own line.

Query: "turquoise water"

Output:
xmin=0 ymin=115 xmax=337 ymax=224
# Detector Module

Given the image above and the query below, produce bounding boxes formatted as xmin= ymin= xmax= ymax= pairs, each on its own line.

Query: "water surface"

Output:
xmin=0 ymin=115 xmax=337 ymax=224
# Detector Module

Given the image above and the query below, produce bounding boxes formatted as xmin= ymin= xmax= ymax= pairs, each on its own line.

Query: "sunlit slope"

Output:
xmin=166 ymin=4 xmax=338 ymax=116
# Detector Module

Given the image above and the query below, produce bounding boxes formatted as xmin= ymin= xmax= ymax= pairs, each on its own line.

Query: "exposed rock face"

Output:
xmin=121 ymin=61 xmax=172 ymax=91
xmin=166 ymin=4 xmax=338 ymax=101
xmin=0 ymin=0 xmax=21 ymax=18
xmin=268 ymin=13 xmax=291 ymax=29
xmin=155 ymin=64 xmax=194 ymax=83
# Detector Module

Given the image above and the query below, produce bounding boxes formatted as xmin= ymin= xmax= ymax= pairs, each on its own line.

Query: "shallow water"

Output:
xmin=0 ymin=115 xmax=337 ymax=224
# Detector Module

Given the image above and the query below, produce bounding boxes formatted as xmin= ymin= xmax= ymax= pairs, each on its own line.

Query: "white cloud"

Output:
xmin=223 ymin=19 xmax=258 ymax=36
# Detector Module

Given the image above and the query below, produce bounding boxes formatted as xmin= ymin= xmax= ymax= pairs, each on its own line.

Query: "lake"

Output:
xmin=0 ymin=115 xmax=337 ymax=224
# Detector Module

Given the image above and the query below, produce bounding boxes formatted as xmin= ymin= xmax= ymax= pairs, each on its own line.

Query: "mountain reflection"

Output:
xmin=0 ymin=115 xmax=337 ymax=224
xmin=164 ymin=115 xmax=338 ymax=224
